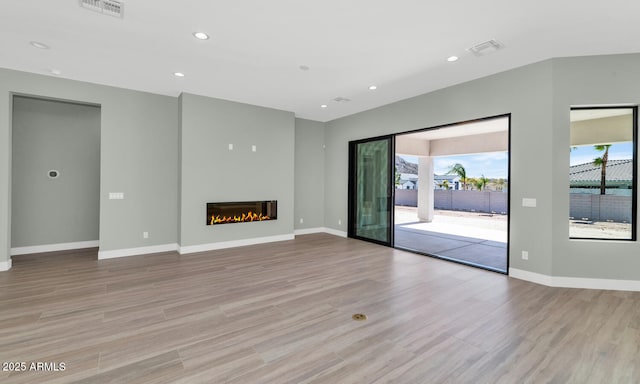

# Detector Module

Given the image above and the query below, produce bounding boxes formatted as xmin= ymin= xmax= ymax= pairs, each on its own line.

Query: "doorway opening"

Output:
xmin=11 ymin=95 xmax=101 ymax=256
xmin=349 ymin=115 xmax=510 ymax=273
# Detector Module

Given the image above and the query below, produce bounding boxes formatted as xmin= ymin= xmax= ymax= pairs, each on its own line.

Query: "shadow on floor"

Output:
xmin=394 ymin=223 xmax=507 ymax=273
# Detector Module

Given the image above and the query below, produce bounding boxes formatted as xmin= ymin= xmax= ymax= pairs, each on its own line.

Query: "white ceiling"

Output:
xmin=2 ymin=1 xmax=640 ymax=122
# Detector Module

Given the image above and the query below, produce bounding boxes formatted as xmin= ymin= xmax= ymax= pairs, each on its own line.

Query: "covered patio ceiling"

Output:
xmin=396 ymin=116 xmax=509 ymax=157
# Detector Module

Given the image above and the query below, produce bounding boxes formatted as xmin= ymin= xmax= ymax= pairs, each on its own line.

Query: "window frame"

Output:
xmin=569 ymin=105 xmax=638 ymax=241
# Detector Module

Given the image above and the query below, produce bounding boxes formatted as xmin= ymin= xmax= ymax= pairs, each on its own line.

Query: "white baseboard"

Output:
xmin=11 ymin=240 xmax=99 ymax=256
xmin=179 ymin=234 xmax=295 ymax=255
xmin=509 ymin=268 xmax=640 ymax=292
xmin=509 ymin=268 xmax=554 ymax=286
xmin=322 ymin=228 xmax=348 ymax=238
xmin=294 ymin=227 xmax=348 ymax=238
xmin=98 ymin=243 xmax=179 ymax=260
xmin=294 ymin=227 xmax=327 ymax=235
xmin=0 ymin=259 xmax=12 ymax=272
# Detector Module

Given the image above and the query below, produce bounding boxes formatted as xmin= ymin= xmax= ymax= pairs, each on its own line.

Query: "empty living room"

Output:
xmin=1 ymin=1 xmax=640 ymax=383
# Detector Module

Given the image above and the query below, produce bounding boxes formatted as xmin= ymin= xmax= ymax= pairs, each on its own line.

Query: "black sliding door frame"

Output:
xmin=348 ymin=135 xmax=395 ymax=247
xmin=347 ymin=114 xmax=511 ymax=275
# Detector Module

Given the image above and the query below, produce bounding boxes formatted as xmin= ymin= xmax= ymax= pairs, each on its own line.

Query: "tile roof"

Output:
xmin=569 ymin=159 xmax=632 ymax=183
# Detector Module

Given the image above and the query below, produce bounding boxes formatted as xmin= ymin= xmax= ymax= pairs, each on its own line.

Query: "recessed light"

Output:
xmin=299 ymin=65 xmax=310 ymax=71
xmin=173 ymin=72 xmax=185 ymax=77
xmin=320 ymin=104 xmax=328 ymax=108
xmin=193 ymin=32 xmax=210 ymax=40
xmin=368 ymin=85 xmax=377 ymax=90
xmin=447 ymin=56 xmax=459 ymax=62
xmin=30 ymin=41 xmax=50 ymax=49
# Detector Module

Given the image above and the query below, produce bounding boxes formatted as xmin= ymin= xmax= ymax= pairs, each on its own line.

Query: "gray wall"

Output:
xmin=0 ymin=67 xmax=179 ymax=266
xmin=294 ymin=119 xmax=325 ymax=230
xmin=551 ymin=54 xmax=640 ymax=279
xmin=12 ymin=97 xmax=100 ymax=247
xmin=326 ymin=53 xmax=640 ymax=280
xmin=570 ymin=194 xmax=632 ymax=223
xmin=326 ymin=60 xmax=554 ymax=275
xmin=179 ymin=93 xmax=294 ymax=246
xmin=3 ymin=54 xmax=640 ymax=282
xmin=396 ymin=189 xmax=508 ymax=213
xmin=434 ymin=190 xmax=508 ymax=214
xmin=395 ymin=189 xmax=418 ymax=206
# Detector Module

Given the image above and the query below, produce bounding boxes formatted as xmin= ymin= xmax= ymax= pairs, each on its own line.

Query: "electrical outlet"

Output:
xmin=299 ymin=218 xmax=303 ymax=224
xmin=522 ymin=251 xmax=529 ymax=260
xmin=338 ymin=219 xmax=342 ymax=226
xmin=143 ymin=231 xmax=149 ymax=239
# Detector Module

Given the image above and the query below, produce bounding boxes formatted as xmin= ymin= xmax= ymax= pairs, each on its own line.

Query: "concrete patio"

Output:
xmin=394 ymin=207 xmax=508 ymax=272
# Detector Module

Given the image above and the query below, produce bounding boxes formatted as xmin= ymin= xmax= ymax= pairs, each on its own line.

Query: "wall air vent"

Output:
xmin=332 ymin=97 xmax=351 ymax=103
xmin=79 ymin=0 xmax=124 ymax=18
xmin=467 ymin=39 xmax=504 ymax=57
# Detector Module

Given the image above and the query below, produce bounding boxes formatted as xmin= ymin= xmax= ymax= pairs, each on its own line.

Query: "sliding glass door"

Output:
xmin=348 ymin=136 xmax=394 ymax=246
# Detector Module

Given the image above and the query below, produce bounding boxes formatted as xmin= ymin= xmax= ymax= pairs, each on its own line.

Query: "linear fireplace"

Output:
xmin=206 ymin=200 xmax=277 ymax=225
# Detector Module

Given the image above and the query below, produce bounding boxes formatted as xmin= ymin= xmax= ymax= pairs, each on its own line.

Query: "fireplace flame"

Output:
xmin=210 ymin=210 xmax=272 ymax=225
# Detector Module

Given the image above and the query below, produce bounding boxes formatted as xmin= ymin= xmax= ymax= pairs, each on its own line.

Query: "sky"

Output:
xmin=399 ymin=141 xmax=634 ymax=179
xmin=570 ymin=142 xmax=633 ymax=166
xmin=400 ymin=152 xmax=509 ymax=179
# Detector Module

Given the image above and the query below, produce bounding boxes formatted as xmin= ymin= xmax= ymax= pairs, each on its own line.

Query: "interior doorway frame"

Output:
xmin=9 ymin=93 xmax=102 ymax=257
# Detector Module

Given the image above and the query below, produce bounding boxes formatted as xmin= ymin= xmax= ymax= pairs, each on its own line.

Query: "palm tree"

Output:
xmin=593 ymin=144 xmax=611 ymax=195
xmin=474 ymin=175 xmax=490 ymax=191
xmin=467 ymin=177 xmax=478 ymax=190
xmin=437 ymin=179 xmax=450 ymax=190
xmin=494 ymin=178 xmax=506 ymax=191
xmin=446 ymin=163 xmax=467 ymax=190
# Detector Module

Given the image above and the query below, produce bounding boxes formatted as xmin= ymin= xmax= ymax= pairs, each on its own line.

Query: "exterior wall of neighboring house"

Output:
xmin=401 ymin=180 xmax=416 ymax=189
xmin=434 ymin=175 xmax=460 ymax=190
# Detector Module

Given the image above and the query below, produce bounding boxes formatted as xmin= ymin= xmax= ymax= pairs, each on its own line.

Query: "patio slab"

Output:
xmin=395 ymin=224 xmax=507 ymax=272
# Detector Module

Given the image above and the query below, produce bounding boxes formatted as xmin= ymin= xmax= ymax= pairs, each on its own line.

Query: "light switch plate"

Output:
xmin=109 ymin=192 xmax=124 ymax=200
xmin=522 ymin=198 xmax=537 ymax=207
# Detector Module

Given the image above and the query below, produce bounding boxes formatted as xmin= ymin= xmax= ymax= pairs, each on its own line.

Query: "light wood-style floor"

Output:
xmin=1 ymin=233 xmax=639 ymax=383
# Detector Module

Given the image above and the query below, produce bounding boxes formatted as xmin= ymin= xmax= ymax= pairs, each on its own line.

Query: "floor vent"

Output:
xmin=79 ymin=0 xmax=124 ymax=18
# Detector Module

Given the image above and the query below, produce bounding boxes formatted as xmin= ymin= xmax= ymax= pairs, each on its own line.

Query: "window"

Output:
xmin=569 ymin=106 xmax=637 ymax=240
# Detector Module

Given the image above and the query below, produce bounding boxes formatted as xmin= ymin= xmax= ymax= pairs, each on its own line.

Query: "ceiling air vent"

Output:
xmin=79 ymin=0 xmax=124 ymax=18
xmin=467 ymin=39 xmax=504 ymax=57
xmin=332 ymin=96 xmax=351 ymax=103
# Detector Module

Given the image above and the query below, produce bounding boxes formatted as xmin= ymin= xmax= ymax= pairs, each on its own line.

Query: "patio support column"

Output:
xmin=417 ymin=156 xmax=434 ymax=222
